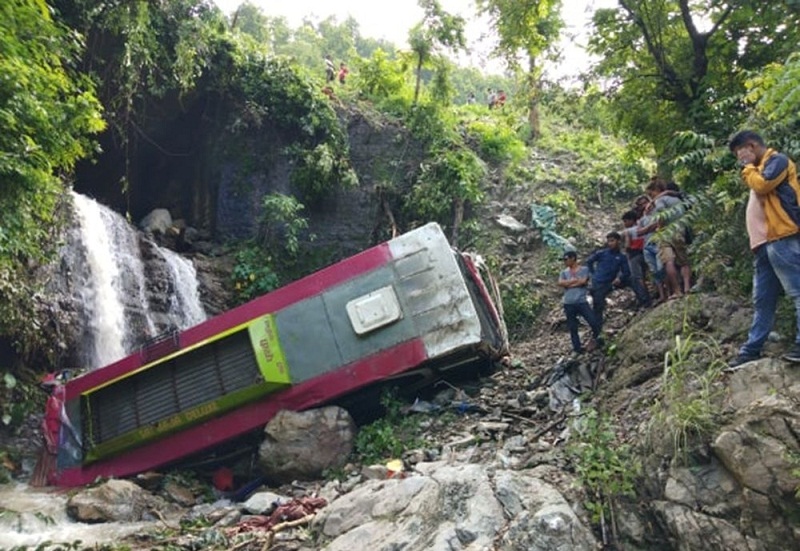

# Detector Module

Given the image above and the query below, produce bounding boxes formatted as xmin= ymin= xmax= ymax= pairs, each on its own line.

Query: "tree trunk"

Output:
xmin=527 ymin=54 xmax=540 ymax=142
xmin=414 ymin=57 xmax=423 ymax=105
xmin=451 ymin=197 xmax=464 ymax=248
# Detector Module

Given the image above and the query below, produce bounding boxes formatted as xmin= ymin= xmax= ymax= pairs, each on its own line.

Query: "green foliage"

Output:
xmin=228 ymin=55 xmax=358 ymax=201
xmin=540 ymin=190 xmax=584 ymax=237
xmin=465 ymin=118 xmax=526 ymax=164
xmin=536 ymin=124 xmax=649 ymax=202
xmin=500 ymin=282 xmax=542 ymax=342
xmin=231 ymin=193 xmax=316 ymax=304
xmin=406 ymin=143 xmax=486 ymax=231
xmin=289 ymin=142 xmax=359 ymax=201
xmin=258 ymin=193 xmax=312 ymax=257
xmin=668 ymin=130 xmax=753 ymax=296
xmin=649 ymin=334 xmax=725 ymax=464
xmin=569 ymin=407 xmax=638 ymax=526
xmin=0 ymin=1 xmax=104 ymax=363
xmin=231 ymin=244 xmax=280 ymax=304
xmin=475 ymin=0 xmax=563 ymax=139
xmin=476 ymin=0 xmax=563 ymax=62
xmin=355 ymin=49 xmax=409 ymax=100
xmin=745 ymin=53 xmax=800 ymax=125
xmin=588 ymin=1 xmax=800 ymax=158
xmin=0 ymin=370 xmax=40 ymax=436
xmin=408 ymin=0 xmax=467 ymax=104
xmin=354 ymin=389 xmax=426 ymax=465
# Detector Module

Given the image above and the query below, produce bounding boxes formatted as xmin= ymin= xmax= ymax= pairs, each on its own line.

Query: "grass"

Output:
xmin=648 ymin=333 xmax=726 ymax=464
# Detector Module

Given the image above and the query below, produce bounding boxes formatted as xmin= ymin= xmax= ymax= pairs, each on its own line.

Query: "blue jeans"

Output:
xmin=564 ymin=301 xmax=601 ymax=353
xmin=739 ymin=235 xmax=800 ymax=357
xmin=643 ymin=241 xmax=664 ymax=284
xmin=627 ymin=252 xmax=652 ymax=307
xmin=590 ymin=282 xmax=614 ymax=328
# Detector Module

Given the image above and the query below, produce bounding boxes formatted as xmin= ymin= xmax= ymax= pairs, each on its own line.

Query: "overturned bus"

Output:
xmin=43 ymin=222 xmax=508 ymax=487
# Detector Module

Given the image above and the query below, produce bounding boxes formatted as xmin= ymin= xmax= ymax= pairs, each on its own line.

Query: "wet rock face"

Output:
xmin=67 ymin=479 xmax=178 ymax=523
xmin=214 ymin=106 xmax=424 ymax=259
xmin=37 ymin=195 xmax=223 ymax=372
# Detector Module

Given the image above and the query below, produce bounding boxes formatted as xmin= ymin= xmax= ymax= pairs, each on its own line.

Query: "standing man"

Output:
xmin=558 ymin=251 xmax=602 ymax=354
xmin=585 ymin=232 xmax=631 ymax=328
xmin=622 ymin=209 xmax=652 ymax=308
xmin=324 ymin=55 xmax=335 ymax=83
xmin=728 ymin=130 xmax=800 ymax=367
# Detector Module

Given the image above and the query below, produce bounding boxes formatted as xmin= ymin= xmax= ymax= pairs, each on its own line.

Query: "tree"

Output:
xmin=231 ymin=1 xmax=271 ymax=45
xmin=408 ymin=0 xmax=467 ymax=105
xmin=588 ymin=0 xmax=800 ymax=163
xmin=0 ymin=0 xmax=104 ymax=358
xmin=476 ymin=0 xmax=563 ymax=141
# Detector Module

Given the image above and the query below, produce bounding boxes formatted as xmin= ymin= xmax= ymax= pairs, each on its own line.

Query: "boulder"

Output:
xmin=140 ymin=208 xmax=173 ymax=235
xmin=258 ymin=407 xmax=356 ymax=484
xmin=67 ymin=479 xmax=177 ymax=523
xmin=643 ymin=359 xmax=800 ymax=550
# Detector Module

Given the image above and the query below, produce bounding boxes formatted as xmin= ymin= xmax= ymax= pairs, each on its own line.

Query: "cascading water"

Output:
xmin=68 ymin=191 xmax=206 ymax=370
xmin=0 ymin=483 xmax=162 ymax=547
xmin=161 ymin=247 xmax=206 ymax=329
xmin=0 ymin=194 xmax=210 ymax=546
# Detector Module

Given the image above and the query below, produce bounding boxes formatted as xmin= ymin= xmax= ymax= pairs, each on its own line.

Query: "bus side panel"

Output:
xmin=52 ymin=339 xmax=429 ymax=487
xmin=276 ymin=265 xmax=418 ymax=383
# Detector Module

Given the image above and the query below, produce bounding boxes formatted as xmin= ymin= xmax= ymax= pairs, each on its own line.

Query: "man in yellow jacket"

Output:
xmin=728 ymin=130 xmax=800 ymax=367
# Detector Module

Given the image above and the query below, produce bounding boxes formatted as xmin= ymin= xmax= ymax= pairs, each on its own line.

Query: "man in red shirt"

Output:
xmin=622 ymin=209 xmax=652 ymax=308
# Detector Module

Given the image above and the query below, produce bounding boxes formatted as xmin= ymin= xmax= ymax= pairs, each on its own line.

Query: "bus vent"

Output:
xmin=85 ymin=330 xmax=261 ymax=449
xmin=140 ymin=329 xmax=181 ymax=364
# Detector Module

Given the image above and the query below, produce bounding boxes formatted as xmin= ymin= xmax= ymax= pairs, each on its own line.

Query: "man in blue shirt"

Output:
xmin=585 ymin=232 xmax=631 ymax=327
xmin=558 ymin=251 xmax=602 ymax=354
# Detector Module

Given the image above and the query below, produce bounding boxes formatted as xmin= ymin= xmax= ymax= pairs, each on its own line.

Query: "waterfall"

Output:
xmin=68 ymin=192 xmax=206 ymax=369
xmin=160 ymin=247 xmax=206 ymax=329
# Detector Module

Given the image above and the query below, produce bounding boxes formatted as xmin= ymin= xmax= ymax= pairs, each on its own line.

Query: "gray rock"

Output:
xmin=67 ymin=479 xmax=177 ymax=523
xmin=242 ymin=490 xmax=288 ymax=514
xmin=496 ymin=214 xmax=529 ymax=233
xmin=258 ymin=407 xmax=356 ymax=484
xmin=314 ymin=462 xmax=597 ymax=551
xmin=652 ymin=500 xmax=764 ymax=551
xmin=140 ymin=208 xmax=173 ymax=234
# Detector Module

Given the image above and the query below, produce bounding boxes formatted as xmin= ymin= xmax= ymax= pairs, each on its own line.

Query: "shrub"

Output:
xmin=466 ymin=118 xmax=526 ymax=164
xmin=501 ymin=282 xmax=543 ymax=342
xmin=230 ymin=244 xmax=280 ymax=304
xmin=569 ymin=407 xmax=639 ymax=539
xmin=354 ymin=389 xmax=426 ymax=465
